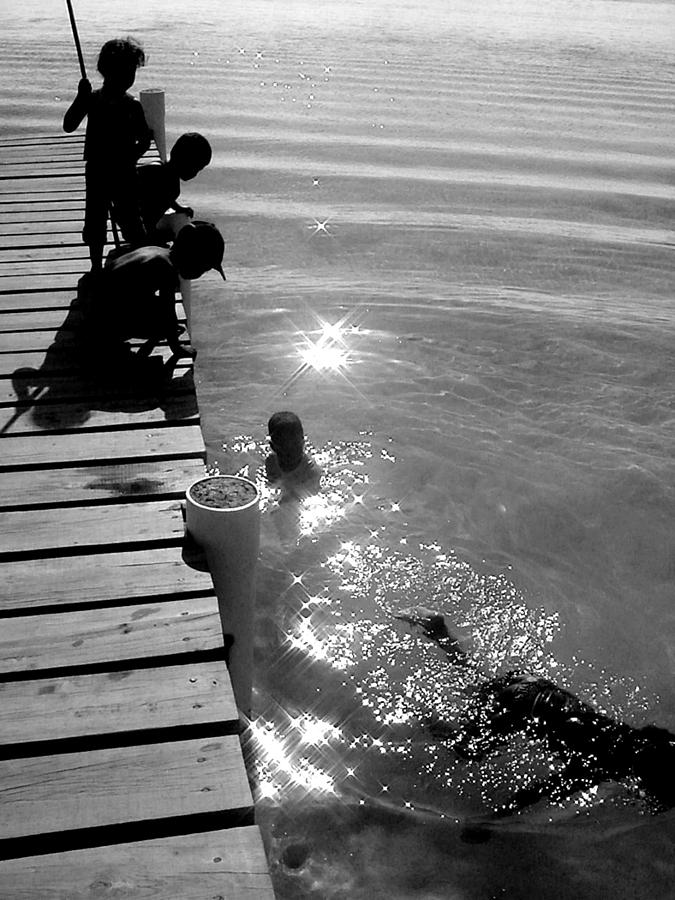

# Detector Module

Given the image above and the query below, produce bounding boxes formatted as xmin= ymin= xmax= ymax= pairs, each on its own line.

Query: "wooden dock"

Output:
xmin=0 ymin=133 xmax=275 ymax=898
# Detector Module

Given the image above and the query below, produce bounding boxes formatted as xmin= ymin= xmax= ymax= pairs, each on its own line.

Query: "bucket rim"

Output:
xmin=186 ymin=473 xmax=260 ymax=512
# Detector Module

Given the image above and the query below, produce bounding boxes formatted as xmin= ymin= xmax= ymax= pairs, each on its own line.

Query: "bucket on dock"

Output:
xmin=140 ymin=88 xmax=167 ymax=161
xmin=185 ymin=475 xmax=261 ymax=716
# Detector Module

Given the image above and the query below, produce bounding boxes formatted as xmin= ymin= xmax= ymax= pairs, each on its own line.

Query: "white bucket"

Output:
xmin=185 ymin=475 xmax=260 ymax=715
xmin=140 ymin=88 xmax=167 ymax=162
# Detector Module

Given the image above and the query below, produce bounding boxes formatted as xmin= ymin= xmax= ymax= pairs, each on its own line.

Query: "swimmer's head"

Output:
xmin=268 ymin=410 xmax=305 ymax=472
xmin=633 ymin=725 xmax=675 ymax=810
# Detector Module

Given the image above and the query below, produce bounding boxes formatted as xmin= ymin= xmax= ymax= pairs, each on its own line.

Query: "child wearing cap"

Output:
xmin=265 ymin=411 xmax=322 ymax=497
xmin=87 ymin=220 xmax=225 ymax=359
xmin=136 ymin=132 xmax=213 ymax=238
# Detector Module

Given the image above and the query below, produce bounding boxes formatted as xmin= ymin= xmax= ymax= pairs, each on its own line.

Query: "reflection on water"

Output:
xmin=221 ymin=434 xmax=672 ymax=899
xmin=223 ymin=434 xmax=657 ymax=827
xmin=4 ymin=0 xmax=675 ymax=893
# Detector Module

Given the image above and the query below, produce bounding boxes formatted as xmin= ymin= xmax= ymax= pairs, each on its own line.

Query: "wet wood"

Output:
xmin=0 ymin=458 xmax=202 ymax=507
xmin=0 ymin=829 xmax=275 ymax=900
xmin=0 ymin=660 xmax=236 ymax=747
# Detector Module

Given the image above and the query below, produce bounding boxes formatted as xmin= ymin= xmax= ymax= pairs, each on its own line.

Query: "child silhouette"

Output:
xmin=63 ymin=37 xmax=151 ymax=274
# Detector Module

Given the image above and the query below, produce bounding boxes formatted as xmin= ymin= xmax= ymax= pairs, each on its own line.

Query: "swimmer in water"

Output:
xmin=396 ymin=610 xmax=675 ymax=823
xmin=265 ymin=411 xmax=322 ymax=499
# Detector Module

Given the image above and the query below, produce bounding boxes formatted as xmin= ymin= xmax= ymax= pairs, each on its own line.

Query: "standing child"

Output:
xmin=136 ymin=132 xmax=213 ymax=239
xmin=63 ymin=37 xmax=151 ymax=274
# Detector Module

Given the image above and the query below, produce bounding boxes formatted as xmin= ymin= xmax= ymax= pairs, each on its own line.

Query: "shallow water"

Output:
xmin=3 ymin=0 xmax=675 ymax=896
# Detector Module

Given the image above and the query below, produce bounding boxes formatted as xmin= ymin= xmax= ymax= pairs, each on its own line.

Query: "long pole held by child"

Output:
xmin=65 ymin=0 xmax=87 ymax=79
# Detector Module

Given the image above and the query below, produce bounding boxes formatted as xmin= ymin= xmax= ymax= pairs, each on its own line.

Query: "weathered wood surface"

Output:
xmin=0 ymin=545 xmax=212 ymax=614
xmin=1 ymin=424 xmax=204 ymax=468
xmin=0 ymin=499 xmax=188 ymax=557
xmin=0 ymin=736 xmax=253 ymax=841
xmin=0 ymin=459 xmax=201 ymax=508
xmin=0 ymin=133 xmax=274 ymax=896
xmin=0 ymin=596 xmax=223 ymax=675
xmin=0 ymin=289 xmax=79 ymax=310
xmin=0 ymin=390 xmax=197 ymax=435
xmin=0 ymin=829 xmax=273 ymax=900
xmin=0 ymin=660 xmax=236 ymax=748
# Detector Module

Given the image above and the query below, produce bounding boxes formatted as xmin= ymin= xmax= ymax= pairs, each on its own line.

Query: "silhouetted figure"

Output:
xmin=397 ymin=610 xmax=675 ymax=826
xmin=85 ymin=220 xmax=226 ymax=361
xmin=63 ymin=37 xmax=151 ymax=273
xmin=137 ymin=132 xmax=212 ymax=238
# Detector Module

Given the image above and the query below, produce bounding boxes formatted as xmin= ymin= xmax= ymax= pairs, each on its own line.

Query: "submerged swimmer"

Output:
xmin=265 ymin=411 xmax=322 ymax=499
xmin=396 ymin=610 xmax=675 ymax=824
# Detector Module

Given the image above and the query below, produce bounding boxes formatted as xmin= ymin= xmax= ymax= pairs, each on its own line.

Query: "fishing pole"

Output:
xmin=65 ymin=0 xmax=87 ymax=79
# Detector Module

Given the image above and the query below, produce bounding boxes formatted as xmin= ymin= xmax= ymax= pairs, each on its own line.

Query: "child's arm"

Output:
xmin=159 ymin=284 xmax=195 ymax=358
xmin=171 ymin=201 xmax=194 ymax=217
xmin=63 ymin=78 xmax=91 ymax=133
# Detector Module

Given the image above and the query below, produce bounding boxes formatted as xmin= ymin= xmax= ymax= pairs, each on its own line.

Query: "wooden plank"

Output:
xmin=0 ymin=258 xmax=89 ymax=277
xmin=0 ymin=289 xmax=76 ymax=311
xmin=0 ymin=360 xmax=193 ymax=408
xmin=0 ymin=828 xmax=275 ymax=900
xmin=0 ymin=190 xmax=85 ymax=204
xmin=0 ymin=388 xmax=197 ymax=435
xmin=0 ymin=546 xmax=212 ymax=614
xmin=0 ymin=330 xmax=77 ymax=351
xmin=0 ymin=163 xmax=84 ymax=179
xmin=0 ymin=204 xmax=83 ymax=218
xmin=0 ymin=660 xmax=236 ymax=747
xmin=1 ymin=328 xmax=83 ymax=352
xmin=0 ymin=235 xmax=82 ymax=252
xmin=0 ymin=273 xmax=80 ymax=293
xmin=0 ymin=458 xmax=202 ymax=508
xmin=0 ymin=595 xmax=222 ymax=676
xmin=0 ymin=339 xmax=189 ymax=371
xmin=0 ymin=309 xmax=73 ymax=331
xmin=0 ymin=148 xmax=83 ymax=161
xmin=0 ymin=736 xmax=252 ymax=841
xmin=0 ymin=245 xmax=86 ymax=263
xmin=0 ymin=133 xmax=83 ymax=145
xmin=0 ymin=499 xmax=189 ymax=558
xmin=0 ymin=222 xmax=84 ymax=237
xmin=0 ymin=177 xmax=83 ymax=194
xmin=0 ymin=325 xmax=185 ymax=353
xmin=0 ymin=424 xmax=203 ymax=468
xmin=0 ymin=307 xmax=185 ymax=336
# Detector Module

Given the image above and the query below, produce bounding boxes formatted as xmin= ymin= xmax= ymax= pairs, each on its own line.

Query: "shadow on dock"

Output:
xmin=4 ymin=287 xmax=197 ymax=435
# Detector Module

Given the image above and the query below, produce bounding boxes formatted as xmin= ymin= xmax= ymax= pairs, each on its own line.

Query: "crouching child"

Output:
xmin=85 ymin=220 xmax=225 ymax=361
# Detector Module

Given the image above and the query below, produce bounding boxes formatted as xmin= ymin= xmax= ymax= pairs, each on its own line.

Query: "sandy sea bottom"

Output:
xmin=3 ymin=0 xmax=675 ymax=896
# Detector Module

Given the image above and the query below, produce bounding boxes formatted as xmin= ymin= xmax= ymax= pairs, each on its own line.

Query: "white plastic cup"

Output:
xmin=155 ymin=212 xmax=194 ymax=334
xmin=140 ymin=88 xmax=167 ymax=162
xmin=185 ymin=475 xmax=260 ymax=715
